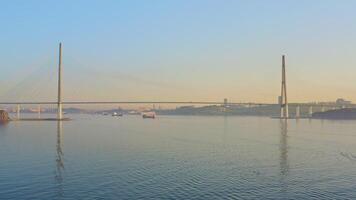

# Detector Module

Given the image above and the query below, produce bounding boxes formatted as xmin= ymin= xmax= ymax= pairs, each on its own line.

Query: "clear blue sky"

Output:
xmin=1 ymin=0 xmax=356 ymax=103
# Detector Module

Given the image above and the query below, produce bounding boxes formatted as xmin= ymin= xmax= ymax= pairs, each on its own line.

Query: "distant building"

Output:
xmin=336 ymin=98 xmax=352 ymax=105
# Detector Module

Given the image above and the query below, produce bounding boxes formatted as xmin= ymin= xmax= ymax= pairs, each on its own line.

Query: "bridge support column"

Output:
xmin=57 ymin=43 xmax=63 ymax=120
xmin=296 ymin=106 xmax=300 ymax=118
xmin=308 ymin=106 xmax=313 ymax=118
xmin=280 ymin=55 xmax=289 ymax=119
xmin=17 ymin=105 xmax=20 ymax=119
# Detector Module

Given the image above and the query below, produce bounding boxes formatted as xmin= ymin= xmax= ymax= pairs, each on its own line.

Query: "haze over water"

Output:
xmin=1 ymin=115 xmax=356 ymax=199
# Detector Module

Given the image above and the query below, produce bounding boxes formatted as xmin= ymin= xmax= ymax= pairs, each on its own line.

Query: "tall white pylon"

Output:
xmin=280 ymin=55 xmax=289 ymax=119
xmin=57 ymin=43 xmax=63 ymax=120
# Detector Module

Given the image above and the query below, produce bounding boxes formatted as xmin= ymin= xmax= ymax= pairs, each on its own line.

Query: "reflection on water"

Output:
xmin=222 ymin=116 xmax=228 ymax=145
xmin=0 ymin=122 xmax=9 ymax=138
xmin=1 ymin=116 xmax=356 ymax=199
xmin=0 ymin=121 xmax=9 ymax=128
xmin=279 ymin=119 xmax=289 ymax=196
xmin=55 ymin=121 xmax=64 ymax=196
xmin=279 ymin=119 xmax=289 ymax=176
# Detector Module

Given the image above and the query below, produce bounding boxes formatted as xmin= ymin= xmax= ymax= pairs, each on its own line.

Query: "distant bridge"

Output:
xmin=0 ymin=101 xmax=353 ymax=107
xmin=1 ymin=43 xmax=353 ymax=120
xmin=0 ymin=101 xmax=273 ymax=105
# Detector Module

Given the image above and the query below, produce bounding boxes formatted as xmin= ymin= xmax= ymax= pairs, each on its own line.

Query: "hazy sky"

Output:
xmin=1 ymin=0 xmax=356 ymax=103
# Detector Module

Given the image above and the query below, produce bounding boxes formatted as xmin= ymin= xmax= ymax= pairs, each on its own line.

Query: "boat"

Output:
xmin=128 ymin=110 xmax=140 ymax=115
xmin=0 ymin=110 xmax=10 ymax=122
xmin=142 ymin=112 xmax=156 ymax=119
xmin=112 ymin=112 xmax=123 ymax=117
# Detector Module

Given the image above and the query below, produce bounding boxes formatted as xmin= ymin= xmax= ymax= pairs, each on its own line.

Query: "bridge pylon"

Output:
xmin=280 ymin=55 xmax=289 ymax=119
xmin=57 ymin=43 xmax=63 ymax=120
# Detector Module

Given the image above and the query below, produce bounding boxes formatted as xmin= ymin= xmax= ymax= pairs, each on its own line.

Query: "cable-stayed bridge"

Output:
xmin=0 ymin=101 xmax=351 ymax=107
xmin=0 ymin=43 xmax=353 ymax=120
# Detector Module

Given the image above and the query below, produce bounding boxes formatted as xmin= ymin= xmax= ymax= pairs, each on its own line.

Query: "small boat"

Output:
xmin=0 ymin=110 xmax=10 ymax=123
xmin=102 ymin=112 xmax=109 ymax=115
xmin=112 ymin=112 xmax=123 ymax=117
xmin=142 ymin=112 xmax=156 ymax=119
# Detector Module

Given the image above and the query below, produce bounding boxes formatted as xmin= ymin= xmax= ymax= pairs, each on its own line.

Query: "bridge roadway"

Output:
xmin=0 ymin=101 xmax=354 ymax=107
xmin=0 ymin=101 xmax=273 ymax=105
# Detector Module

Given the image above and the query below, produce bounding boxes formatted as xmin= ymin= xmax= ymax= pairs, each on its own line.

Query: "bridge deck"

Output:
xmin=11 ymin=118 xmax=71 ymax=121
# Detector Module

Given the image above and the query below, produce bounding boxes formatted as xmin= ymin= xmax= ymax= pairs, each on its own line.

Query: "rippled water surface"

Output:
xmin=1 ymin=115 xmax=356 ymax=199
